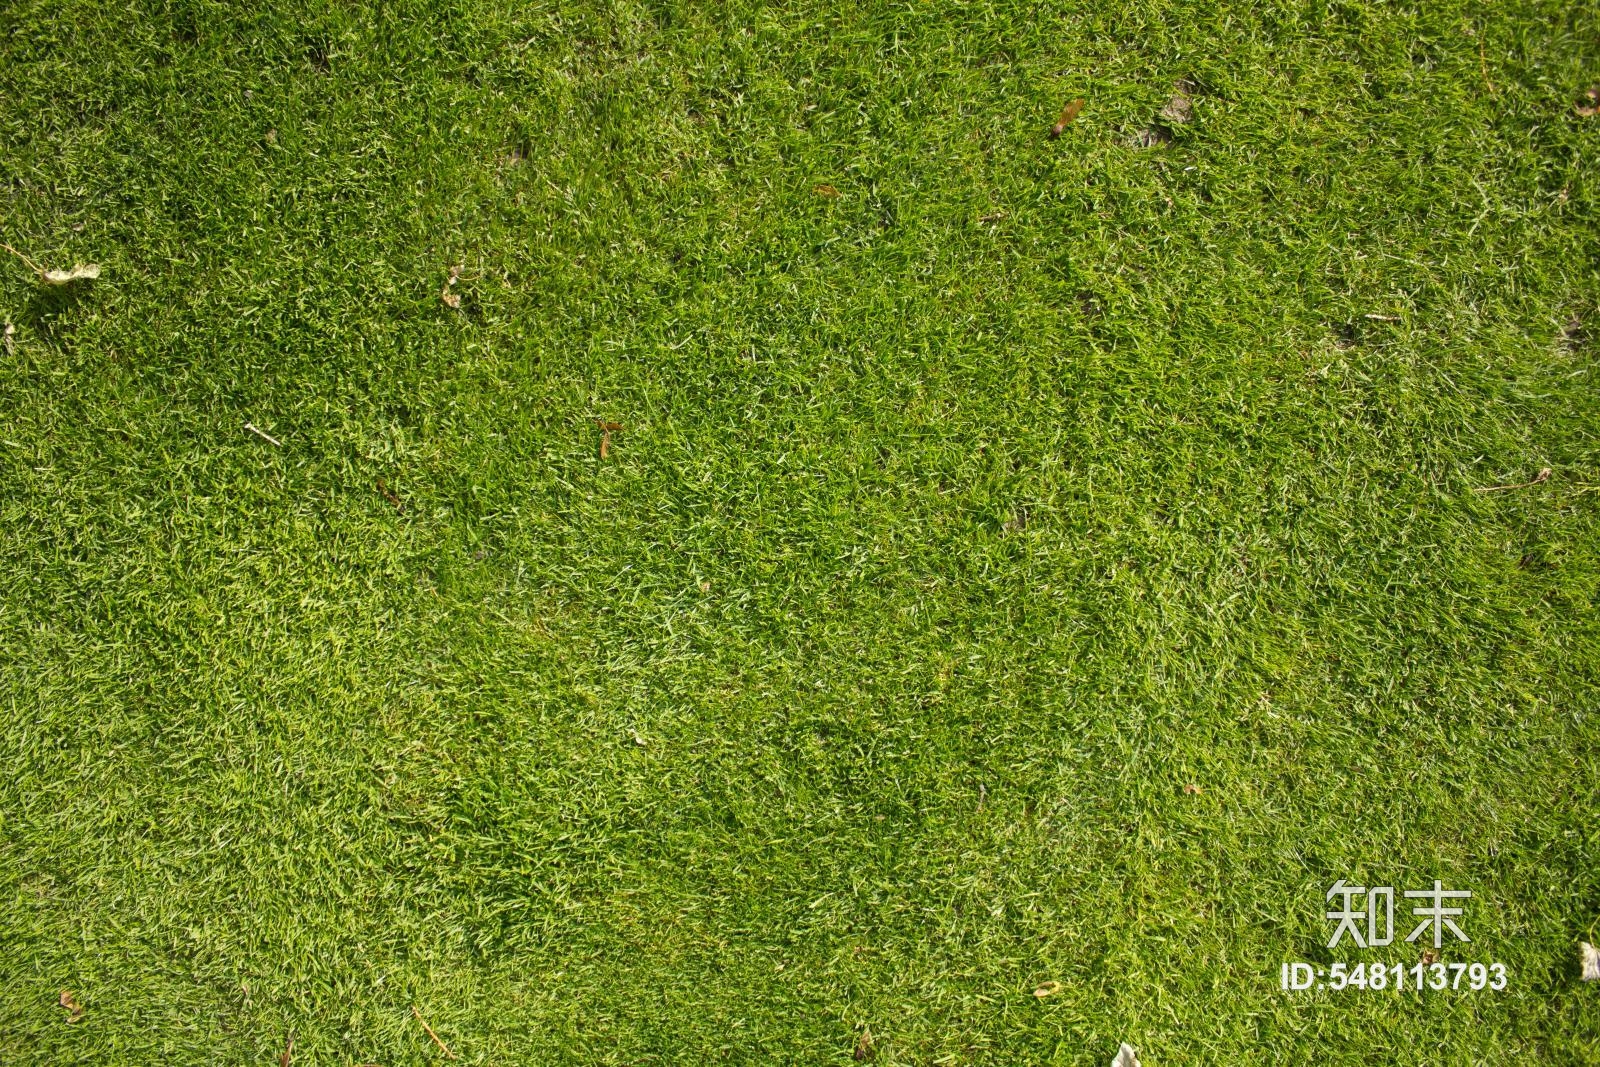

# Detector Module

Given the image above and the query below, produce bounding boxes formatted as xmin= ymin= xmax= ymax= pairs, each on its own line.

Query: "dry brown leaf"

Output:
xmin=596 ymin=420 xmax=622 ymax=461
xmin=853 ymin=1026 xmax=874 ymax=1061
xmin=1576 ymin=87 xmax=1600 ymax=117
xmin=812 ymin=183 xmax=840 ymax=198
xmin=1420 ymin=947 xmax=1439 ymax=967
xmin=280 ymin=1033 xmax=294 ymax=1067
xmin=1049 ymin=98 xmax=1084 ymax=138
xmin=1033 ymin=980 xmax=1061 ymax=998
xmin=1183 ymin=783 xmax=1203 ymax=795
xmin=59 ymin=990 xmax=83 ymax=1023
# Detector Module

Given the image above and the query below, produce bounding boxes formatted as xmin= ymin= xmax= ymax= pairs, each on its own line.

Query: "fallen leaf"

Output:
xmin=1582 ymin=942 xmax=1600 ymax=981
xmin=700 ymin=580 xmax=711 ymax=592
xmin=280 ymin=1033 xmax=294 ymax=1067
xmin=1033 ymin=980 xmax=1061 ymax=998
xmin=3 ymin=321 xmax=13 ymax=356
xmin=813 ymin=183 xmax=840 ymax=198
xmin=1183 ymin=783 xmax=1203 ymax=795
xmin=1049 ymin=98 xmax=1085 ymax=138
xmin=41 ymin=264 xmax=100 ymax=285
xmin=1576 ymin=87 xmax=1600 ymax=117
xmin=853 ymin=1026 xmax=874 ymax=1061
xmin=596 ymin=420 xmax=622 ymax=461
xmin=1111 ymin=1043 xmax=1140 ymax=1067
xmin=59 ymin=990 xmax=83 ymax=1023
xmin=1420 ymin=947 xmax=1439 ymax=967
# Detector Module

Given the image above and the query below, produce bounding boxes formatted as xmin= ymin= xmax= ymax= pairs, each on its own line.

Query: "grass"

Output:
xmin=1 ymin=0 xmax=1597 ymax=1062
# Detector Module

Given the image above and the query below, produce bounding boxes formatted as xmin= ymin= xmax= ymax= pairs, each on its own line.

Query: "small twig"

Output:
xmin=412 ymin=1005 xmax=456 ymax=1060
xmin=0 ymin=241 xmax=44 ymax=277
xmin=244 ymin=422 xmax=282 ymax=447
xmin=280 ymin=1032 xmax=294 ymax=1067
xmin=1478 ymin=34 xmax=1496 ymax=96
xmin=977 ymin=783 xmax=986 ymax=812
xmin=1473 ymin=467 xmax=1551 ymax=493
xmin=1363 ymin=313 xmax=1401 ymax=322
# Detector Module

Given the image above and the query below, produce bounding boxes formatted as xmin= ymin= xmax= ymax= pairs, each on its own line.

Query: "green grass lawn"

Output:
xmin=2 ymin=0 xmax=1598 ymax=1062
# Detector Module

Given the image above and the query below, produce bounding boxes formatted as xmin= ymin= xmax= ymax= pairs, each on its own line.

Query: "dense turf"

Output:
xmin=2 ymin=0 xmax=1598 ymax=1062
